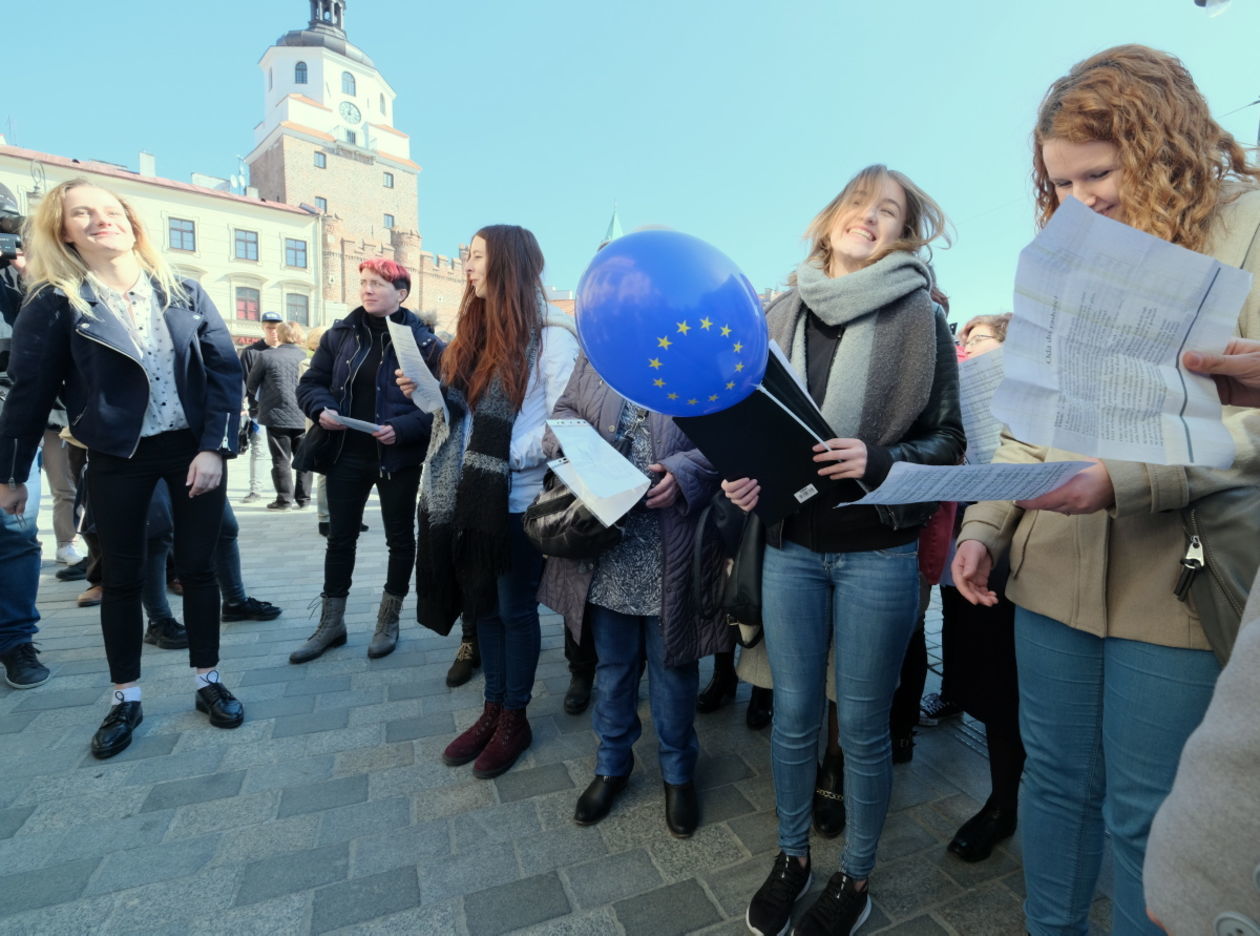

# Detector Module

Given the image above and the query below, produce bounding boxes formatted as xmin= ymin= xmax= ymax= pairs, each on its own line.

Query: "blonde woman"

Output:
xmin=247 ymin=319 xmax=310 ymax=509
xmin=0 ymin=179 xmax=245 ymax=758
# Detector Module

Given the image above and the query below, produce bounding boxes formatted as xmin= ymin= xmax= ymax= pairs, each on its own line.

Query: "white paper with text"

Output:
xmin=386 ymin=320 xmax=448 ymax=424
xmin=959 ymin=348 xmax=1005 ymax=465
xmin=837 ymin=460 xmax=1092 ymax=507
xmin=547 ymin=420 xmax=651 ymax=527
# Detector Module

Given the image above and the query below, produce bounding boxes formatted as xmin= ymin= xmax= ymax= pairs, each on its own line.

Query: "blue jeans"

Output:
xmin=588 ymin=604 xmax=700 ymax=784
xmin=762 ymin=539 xmax=920 ymax=879
xmin=0 ymin=453 xmax=42 ymax=654
xmin=1015 ymin=608 xmax=1220 ymax=936
xmin=478 ymin=513 xmax=544 ymax=710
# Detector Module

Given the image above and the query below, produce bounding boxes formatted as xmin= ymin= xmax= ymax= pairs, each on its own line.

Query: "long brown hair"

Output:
xmin=441 ymin=225 xmax=545 ymax=409
xmin=1033 ymin=44 xmax=1260 ymax=251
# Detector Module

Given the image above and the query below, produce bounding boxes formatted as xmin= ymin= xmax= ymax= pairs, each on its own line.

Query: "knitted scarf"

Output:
xmin=770 ymin=252 xmax=937 ymax=446
xmin=416 ymin=332 xmax=539 ymax=636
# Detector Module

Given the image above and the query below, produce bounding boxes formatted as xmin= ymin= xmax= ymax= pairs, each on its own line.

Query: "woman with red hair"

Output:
xmin=293 ymin=258 xmax=443 ymax=662
xmin=403 ymin=224 xmax=579 ymax=779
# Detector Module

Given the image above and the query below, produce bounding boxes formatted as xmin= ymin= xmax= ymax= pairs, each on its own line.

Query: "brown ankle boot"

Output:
xmin=442 ymin=702 xmax=501 ymax=766
xmin=472 ymin=707 xmax=532 ymax=779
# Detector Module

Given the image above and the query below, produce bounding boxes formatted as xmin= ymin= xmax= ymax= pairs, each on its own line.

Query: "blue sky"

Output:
xmin=5 ymin=0 xmax=1258 ymax=323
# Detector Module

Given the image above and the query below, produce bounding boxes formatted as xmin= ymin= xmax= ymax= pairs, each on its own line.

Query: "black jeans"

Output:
xmin=87 ymin=431 xmax=225 ymax=684
xmin=323 ymin=450 xmax=420 ymax=598
xmin=266 ymin=426 xmax=310 ymax=505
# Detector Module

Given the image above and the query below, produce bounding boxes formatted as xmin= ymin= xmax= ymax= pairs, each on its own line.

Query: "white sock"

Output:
xmin=195 ymin=670 xmax=221 ymax=690
xmin=112 ymin=687 xmax=141 ymax=705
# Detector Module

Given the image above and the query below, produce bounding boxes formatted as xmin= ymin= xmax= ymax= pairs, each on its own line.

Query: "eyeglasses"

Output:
xmin=960 ymin=333 xmax=999 ymax=349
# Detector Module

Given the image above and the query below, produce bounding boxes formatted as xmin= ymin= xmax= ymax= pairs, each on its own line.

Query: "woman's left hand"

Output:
xmin=1016 ymin=460 xmax=1114 ymax=515
xmin=644 ymin=465 xmax=678 ymax=509
xmin=813 ymin=438 xmax=867 ymax=480
xmin=187 ymin=451 xmax=225 ymax=497
xmin=373 ymin=424 xmax=397 ymax=446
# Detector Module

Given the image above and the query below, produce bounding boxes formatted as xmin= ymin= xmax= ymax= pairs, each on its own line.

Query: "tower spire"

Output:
xmin=308 ymin=0 xmax=347 ymax=36
xmin=601 ymin=202 xmax=623 ymax=248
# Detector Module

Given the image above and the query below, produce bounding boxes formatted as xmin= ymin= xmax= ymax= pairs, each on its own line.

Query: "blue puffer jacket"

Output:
xmin=297 ymin=306 xmax=444 ymax=474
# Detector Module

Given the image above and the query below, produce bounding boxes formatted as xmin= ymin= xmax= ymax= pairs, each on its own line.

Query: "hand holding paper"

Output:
xmin=837 ymin=460 xmax=1092 ymax=507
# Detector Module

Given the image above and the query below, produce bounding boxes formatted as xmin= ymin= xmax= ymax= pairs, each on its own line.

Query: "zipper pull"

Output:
xmin=1174 ymin=535 xmax=1204 ymax=602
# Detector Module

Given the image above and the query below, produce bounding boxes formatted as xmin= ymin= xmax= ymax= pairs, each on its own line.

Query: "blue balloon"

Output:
xmin=576 ymin=230 xmax=768 ymax=417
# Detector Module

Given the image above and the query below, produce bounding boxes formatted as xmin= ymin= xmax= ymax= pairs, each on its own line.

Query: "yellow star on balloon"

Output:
xmin=657 ymin=336 xmax=672 ymax=350
xmin=676 ymin=321 xmax=691 ymax=335
xmin=735 ymin=362 xmax=744 ymax=372
xmin=667 ymin=392 xmax=679 ymax=400
xmin=699 ymin=317 xmax=713 ymax=330
xmin=653 ymin=378 xmax=666 ymax=388
xmin=725 ymin=381 xmax=735 ymax=390
xmin=708 ymin=394 xmax=719 ymax=402
xmin=648 ymin=357 xmax=663 ymax=370
xmin=687 ymin=398 xmax=699 ymax=406
xmin=733 ymin=341 xmax=743 ymax=353
xmin=720 ymin=325 xmax=732 ymax=337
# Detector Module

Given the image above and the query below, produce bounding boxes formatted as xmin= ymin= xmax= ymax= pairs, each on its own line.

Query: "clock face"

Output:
xmin=339 ymin=101 xmax=361 ymax=125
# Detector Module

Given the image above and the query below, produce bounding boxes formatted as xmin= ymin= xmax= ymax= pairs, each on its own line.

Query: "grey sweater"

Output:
xmin=247 ymin=342 xmax=307 ymax=430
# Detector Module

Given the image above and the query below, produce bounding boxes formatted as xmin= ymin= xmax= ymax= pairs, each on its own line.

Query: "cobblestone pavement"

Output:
xmin=0 ymin=469 xmax=1115 ymax=935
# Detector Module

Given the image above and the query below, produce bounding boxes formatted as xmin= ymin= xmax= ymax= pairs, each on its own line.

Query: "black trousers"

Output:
xmin=889 ymin=576 xmax=932 ymax=738
xmin=266 ymin=426 xmax=310 ymax=505
xmin=87 ymin=431 xmax=225 ymax=684
xmin=324 ymin=451 xmax=420 ymax=598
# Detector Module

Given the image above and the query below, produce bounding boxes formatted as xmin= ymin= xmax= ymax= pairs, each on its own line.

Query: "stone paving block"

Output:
xmin=451 ymin=799 xmax=543 ymax=851
xmin=52 ymin=810 xmax=175 ymax=864
xmin=931 ymin=880 xmax=1026 ymax=935
xmin=315 ymin=899 xmax=459 ymax=936
xmin=187 ymin=892 xmax=309 ymax=936
xmin=700 ymin=782 xmax=757 ymax=824
xmin=877 ymin=809 xmax=944 ymax=864
xmin=0 ymin=827 xmax=61 ymax=876
xmin=11 ymin=686 xmax=102 ymax=712
xmin=647 ymin=823 xmax=748 ymax=883
xmin=0 ymin=803 xmax=35 ymax=839
xmin=122 ymin=745 xmax=225 ymax=785
xmin=213 ymin=813 xmax=320 ymax=866
xmin=271 ymin=707 xmax=350 ymax=739
xmin=382 ymin=678 xmax=450 ymax=701
xmin=696 ymin=752 xmax=755 ymax=790
xmin=871 ymin=853 xmax=965 ymax=920
xmin=218 ymin=734 xmax=311 ymax=771
xmin=234 ymin=842 xmax=351 ymax=906
xmin=240 ymin=753 xmax=335 ymax=793
xmin=303 ymin=723 xmax=384 ymax=756
xmin=494 ymin=760 xmax=574 ymax=803
xmin=315 ymin=795 xmax=410 ymax=846
xmin=313 ymin=687 xmax=386 ymax=711
xmin=463 ymin=870 xmax=571 ymax=936
xmin=238 ymin=665 xmax=310 ymax=687
xmin=101 ymin=866 xmax=239 ymax=935
xmin=331 ymin=741 xmax=414 ymax=776
xmin=565 ymin=847 xmax=664 ymax=910
xmin=86 ymin=833 xmax=220 ymax=895
xmin=701 ymin=852 xmax=788 ymax=919
xmin=284 ymin=673 xmax=353 ymax=697
xmin=871 ymin=915 xmax=951 ymax=935
xmin=511 ymin=907 xmax=622 ymax=936
xmin=726 ymin=808 xmax=779 ymax=858
xmin=76 ymin=730 xmax=179 ymax=767
xmin=277 ymin=773 xmax=369 ymax=818
xmin=0 ymin=856 xmax=101 ymax=914
xmin=383 ymin=711 xmax=455 ymax=743
xmin=310 ymin=865 xmax=420 ymax=934
xmin=418 ymin=841 xmax=523 ymax=903
xmin=22 ymin=786 xmax=150 ymax=833
xmin=0 ymin=712 xmax=37 ymax=734
xmin=140 ymin=768 xmax=245 ymax=813
xmin=5 ymin=744 xmax=91 ymax=780
xmin=166 ymin=790 xmax=277 ymax=840
xmin=242 ymin=694 xmax=317 ymax=720
xmin=614 ymin=878 xmax=721 ymax=936
xmin=2 ymin=727 xmax=73 ymax=759
xmin=348 ymin=818 xmax=451 ymax=878
xmin=513 ymin=821 xmax=609 ymax=874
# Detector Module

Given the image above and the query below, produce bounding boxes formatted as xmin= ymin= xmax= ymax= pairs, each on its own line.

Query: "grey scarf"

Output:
xmin=770 ymin=251 xmax=936 ymax=446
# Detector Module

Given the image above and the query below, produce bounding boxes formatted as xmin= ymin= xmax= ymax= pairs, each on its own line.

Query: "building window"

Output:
xmin=234 ymin=229 xmax=259 ymax=261
xmin=295 ymin=61 xmax=308 ymax=84
xmin=383 ymin=214 xmax=395 ymax=230
xmin=285 ymin=238 xmax=308 ymax=268
xmin=268 ymin=68 xmax=273 ymax=91
xmin=169 ymin=218 xmax=196 ymax=252
xmin=380 ymin=93 xmax=386 ymax=114
xmin=344 ymin=129 xmax=356 ymax=146
xmin=235 ymin=287 xmax=260 ymax=321
xmin=341 ymin=71 xmax=356 ymax=95
xmin=286 ymin=293 xmax=310 ymax=325
xmin=313 ymin=151 xmax=326 ymax=169
xmin=383 ymin=172 xmax=394 ymax=189
xmin=314 ymin=196 xmax=327 ymax=214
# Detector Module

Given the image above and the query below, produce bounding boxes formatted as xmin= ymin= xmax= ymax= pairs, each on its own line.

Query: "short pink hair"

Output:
xmin=359 ymin=258 xmax=410 ymax=293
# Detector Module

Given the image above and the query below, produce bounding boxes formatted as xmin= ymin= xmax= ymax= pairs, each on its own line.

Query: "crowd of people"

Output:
xmin=1 ymin=43 xmax=1258 ymax=936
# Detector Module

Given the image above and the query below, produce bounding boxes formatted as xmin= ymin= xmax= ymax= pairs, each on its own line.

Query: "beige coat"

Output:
xmin=958 ymin=188 xmax=1260 ymax=651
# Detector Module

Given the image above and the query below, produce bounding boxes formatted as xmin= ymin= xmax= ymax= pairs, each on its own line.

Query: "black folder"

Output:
xmin=675 ymin=352 xmax=841 ymax=524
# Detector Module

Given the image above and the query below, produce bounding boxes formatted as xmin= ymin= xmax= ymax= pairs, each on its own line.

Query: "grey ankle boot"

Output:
xmin=289 ymin=595 xmax=348 ymax=664
xmin=368 ymin=591 xmax=403 ymax=659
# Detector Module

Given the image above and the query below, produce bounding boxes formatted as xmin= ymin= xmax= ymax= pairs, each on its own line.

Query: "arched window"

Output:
xmin=341 ymin=71 xmax=356 ymax=96
xmin=295 ymin=61 xmax=308 ymax=85
xmin=379 ymin=94 xmax=386 ymax=114
xmin=268 ymin=68 xmax=273 ymax=91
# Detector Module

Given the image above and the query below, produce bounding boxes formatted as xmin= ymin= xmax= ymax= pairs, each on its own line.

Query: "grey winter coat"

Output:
xmin=536 ymin=355 xmax=733 ymax=668
xmin=247 ymin=342 xmax=307 ymax=430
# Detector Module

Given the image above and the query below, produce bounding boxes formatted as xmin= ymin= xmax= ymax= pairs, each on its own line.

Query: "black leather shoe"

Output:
xmin=948 ymin=804 xmax=1017 ymax=862
xmin=564 ymin=670 xmax=594 ymax=715
xmin=813 ymin=758 xmax=846 ymax=837
xmin=892 ymin=730 xmax=915 ymax=764
xmin=696 ymin=671 xmax=737 ymax=713
xmin=746 ymin=686 xmax=773 ymax=730
xmin=574 ymin=763 xmax=632 ymax=826
xmin=91 ymin=701 xmax=143 ymax=759
xmin=144 ymin=616 xmax=189 ymax=650
xmin=195 ymin=683 xmax=245 ymax=729
xmin=664 ymin=781 xmax=699 ymax=838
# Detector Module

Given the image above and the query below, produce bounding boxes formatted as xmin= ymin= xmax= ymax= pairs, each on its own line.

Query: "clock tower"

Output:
xmin=246 ymin=1 xmax=432 ymax=319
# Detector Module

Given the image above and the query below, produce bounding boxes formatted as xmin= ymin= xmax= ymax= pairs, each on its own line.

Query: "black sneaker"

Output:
xmin=55 ymin=558 xmax=89 ymax=581
xmin=919 ymin=692 xmax=963 ymax=726
xmin=793 ymin=872 xmax=871 ymax=936
xmin=222 ymin=597 xmax=283 ymax=622
xmin=144 ymin=616 xmax=189 ymax=650
xmin=266 ymin=500 xmax=290 ymax=511
xmin=1 ymin=643 xmax=50 ymax=689
xmin=747 ymin=851 xmax=812 ymax=936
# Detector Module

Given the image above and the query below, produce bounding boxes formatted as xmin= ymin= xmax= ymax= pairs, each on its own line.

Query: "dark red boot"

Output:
xmin=442 ymin=702 xmax=502 ymax=766
xmin=472 ymin=707 xmax=532 ymax=779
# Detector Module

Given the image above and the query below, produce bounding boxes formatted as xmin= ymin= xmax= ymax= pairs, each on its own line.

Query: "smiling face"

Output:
xmin=1041 ymin=139 xmax=1124 ymax=222
xmin=465 ymin=235 xmax=488 ymax=299
xmin=825 ymin=175 xmax=908 ymax=277
xmin=60 ymin=185 xmax=135 ymax=261
xmin=359 ymin=272 xmax=406 ymax=316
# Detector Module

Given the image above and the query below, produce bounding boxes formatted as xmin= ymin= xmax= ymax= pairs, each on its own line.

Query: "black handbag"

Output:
xmin=293 ymin=423 xmax=337 ymax=474
xmin=693 ymin=492 xmax=765 ymax=648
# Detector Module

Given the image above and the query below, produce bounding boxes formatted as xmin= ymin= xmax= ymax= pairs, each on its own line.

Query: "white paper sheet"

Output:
xmin=837 ymin=460 xmax=1092 ymax=507
xmin=958 ymin=348 xmax=1006 ymax=465
xmin=386 ymin=320 xmax=448 ymax=423
xmin=995 ymin=198 xmax=1251 ymax=468
xmin=547 ymin=419 xmax=651 ymax=527
xmin=331 ymin=414 xmax=382 ymax=434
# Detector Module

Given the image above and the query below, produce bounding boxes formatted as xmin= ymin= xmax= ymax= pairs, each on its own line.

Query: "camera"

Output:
xmin=0 ymin=232 xmax=21 ymax=262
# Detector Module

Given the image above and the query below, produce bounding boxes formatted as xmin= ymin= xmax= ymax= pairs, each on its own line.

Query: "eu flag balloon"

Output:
xmin=575 ymin=230 xmax=768 ymax=417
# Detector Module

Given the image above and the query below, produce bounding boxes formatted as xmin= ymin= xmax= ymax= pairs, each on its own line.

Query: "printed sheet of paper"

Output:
xmin=959 ymin=348 xmax=1006 ymax=465
xmin=331 ymin=414 xmax=382 ymax=434
xmin=547 ymin=420 xmax=651 ymax=527
xmin=386 ymin=320 xmax=448 ymax=423
xmin=837 ymin=460 xmax=1092 ymax=507
xmin=995 ymin=197 xmax=1251 ymax=468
